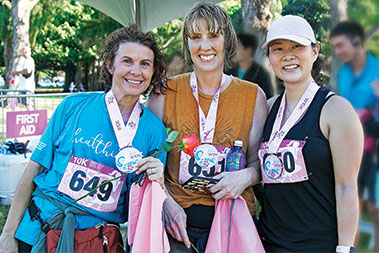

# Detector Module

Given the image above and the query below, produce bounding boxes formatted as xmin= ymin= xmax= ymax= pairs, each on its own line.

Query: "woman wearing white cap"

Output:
xmin=257 ymin=15 xmax=363 ymax=252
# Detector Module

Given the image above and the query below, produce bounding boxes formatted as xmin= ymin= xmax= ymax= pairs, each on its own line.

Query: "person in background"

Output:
xmin=69 ymin=81 xmax=75 ymax=93
xmin=226 ymin=32 xmax=274 ymax=99
xmin=148 ymin=2 xmax=267 ymax=252
xmin=258 ymin=15 xmax=363 ymax=252
xmin=78 ymin=83 xmax=84 ymax=92
xmin=12 ymin=45 xmax=35 ymax=109
xmin=331 ymin=21 xmax=379 ymax=250
xmin=167 ymin=53 xmax=187 ymax=77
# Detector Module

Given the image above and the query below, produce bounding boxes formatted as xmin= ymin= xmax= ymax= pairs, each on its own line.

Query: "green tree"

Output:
xmin=282 ymin=0 xmax=331 ymax=55
xmin=31 ymin=0 xmax=120 ymax=91
xmin=12 ymin=0 xmax=39 ymax=89
xmin=151 ymin=1 xmax=242 ymax=64
xmin=0 ymin=1 xmax=13 ymax=88
xmin=151 ymin=18 xmax=183 ymax=64
xmin=348 ymin=0 xmax=379 ymax=55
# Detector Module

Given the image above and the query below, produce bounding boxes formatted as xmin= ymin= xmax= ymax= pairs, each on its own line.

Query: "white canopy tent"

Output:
xmin=81 ymin=0 xmax=220 ymax=32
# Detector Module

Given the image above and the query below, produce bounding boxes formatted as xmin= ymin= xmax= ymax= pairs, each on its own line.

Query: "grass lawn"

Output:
xmin=358 ymin=211 xmax=376 ymax=253
xmin=0 ymin=205 xmax=9 ymax=234
xmin=35 ymin=87 xmax=64 ymax=93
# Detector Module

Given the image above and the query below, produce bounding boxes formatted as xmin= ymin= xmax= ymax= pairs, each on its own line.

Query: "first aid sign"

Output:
xmin=6 ymin=110 xmax=47 ymax=138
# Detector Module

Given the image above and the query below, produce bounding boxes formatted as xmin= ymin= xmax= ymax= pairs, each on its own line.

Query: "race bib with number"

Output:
xmin=258 ymin=140 xmax=308 ymax=184
xmin=58 ymin=155 xmax=125 ymax=212
xmin=179 ymin=145 xmax=230 ymax=184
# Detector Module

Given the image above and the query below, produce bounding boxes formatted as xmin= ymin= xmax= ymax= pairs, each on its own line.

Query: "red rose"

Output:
xmin=181 ymin=134 xmax=199 ymax=157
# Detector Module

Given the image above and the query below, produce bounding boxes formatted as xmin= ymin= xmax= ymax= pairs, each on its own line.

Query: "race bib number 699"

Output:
xmin=58 ymin=155 xmax=125 ymax=212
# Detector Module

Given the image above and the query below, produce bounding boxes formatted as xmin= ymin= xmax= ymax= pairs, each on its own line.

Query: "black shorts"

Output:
xmin=358 ymin=152 xmax=376 ymax=203
xmin=18 ymin=239 xmax=32 ymax=253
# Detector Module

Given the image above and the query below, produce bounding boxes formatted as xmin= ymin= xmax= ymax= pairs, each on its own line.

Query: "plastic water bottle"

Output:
xmin=225 ymin=140 xmax=246 ymax=171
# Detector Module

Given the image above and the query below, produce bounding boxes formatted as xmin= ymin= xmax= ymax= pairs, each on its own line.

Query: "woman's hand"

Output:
xmin=0 ymin=233 xmax=18 ymax=253
xmin=136 ymin=157 xmax=164 ymax=187
xmin=163 ymin=196 xmax=191 ymax=248
xmin=210 ymin=169 xmax=253 ymax=200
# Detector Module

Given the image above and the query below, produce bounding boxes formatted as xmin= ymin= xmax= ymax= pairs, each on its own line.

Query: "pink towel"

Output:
xmin=127 ymin=179 xmax=170 ymax=253
xmin=356 ymin=109 xmax=377 ymax=154
xmin=206 ymin=197 xmax=265 ymax=253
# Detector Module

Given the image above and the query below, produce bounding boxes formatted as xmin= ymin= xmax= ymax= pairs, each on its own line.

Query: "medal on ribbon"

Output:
xmin=193 ymin=144 xmax=219 ymax=169
xmin=264 ymin=154 xmax=283 ymax=179
xmin=105 ymin=90 xmax=142 ymax=173
xmin=115 ymin=147 xmax=143 ymax=173
xmin=262 ymin=80 xmax=319 ymax=180
xmin=189 ymin=72 xmax=229 ymax=167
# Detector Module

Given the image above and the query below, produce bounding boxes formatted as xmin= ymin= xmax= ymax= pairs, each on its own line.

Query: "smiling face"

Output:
xmin=108 ymin=42 xmax=154 ymax=100
xmin=187 ymin=20 xmax=225 ymax=74
xmin=268 ymin=39 xmax=318 ymax=87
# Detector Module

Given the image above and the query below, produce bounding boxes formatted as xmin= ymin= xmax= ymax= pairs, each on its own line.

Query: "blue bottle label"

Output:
xmin=226 ymin=156 xmax=240 ymax=170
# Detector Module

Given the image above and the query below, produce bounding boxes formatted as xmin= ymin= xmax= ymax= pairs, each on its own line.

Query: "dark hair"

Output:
xmin=266 ymin=42 xmax=324 ymax=82
xmin=330 ymin=21 xmax=365 ymax=42
xmin=237 ymin=33 xmax=258 ymax=55
xmin=182 ymin=2 xmax=237 ymax=69
xmin=310 ymin=43 xmax=324 ymax=83
xmin=99 ymin=25 xmax=168 ymax=95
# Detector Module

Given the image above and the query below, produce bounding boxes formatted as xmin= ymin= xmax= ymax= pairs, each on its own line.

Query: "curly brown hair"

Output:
xmin=99 ymin=25 xmax=168 ymax=95
xmin=182 ymin=2 xmax=237 ymax=69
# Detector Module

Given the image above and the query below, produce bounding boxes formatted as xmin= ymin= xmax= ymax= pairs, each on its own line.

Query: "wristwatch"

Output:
xmin=336 ymin=245 xmax=356 ymax=253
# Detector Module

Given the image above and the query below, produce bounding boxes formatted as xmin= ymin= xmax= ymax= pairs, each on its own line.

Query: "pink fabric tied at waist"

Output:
xmin=127 ymin=178 xmax=170 ymax=253
xmin=206 ymin=197 xmax=265 ymax=253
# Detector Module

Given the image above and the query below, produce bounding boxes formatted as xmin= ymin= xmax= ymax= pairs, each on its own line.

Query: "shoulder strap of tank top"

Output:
xmin=319 ymin=88 xmax=336 ymax=105
xmin=268 ymin=92 xmax=284 ymax=116
xmin=316 ymin=87 xmax=336 ymax=119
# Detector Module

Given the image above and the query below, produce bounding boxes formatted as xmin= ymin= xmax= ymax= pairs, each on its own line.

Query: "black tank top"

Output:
xmin=258 ymin=87 xmax=338 ymax=252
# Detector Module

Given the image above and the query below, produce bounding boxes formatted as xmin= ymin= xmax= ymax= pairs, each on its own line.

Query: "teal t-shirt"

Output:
xmin=15 ymin=92 xmax=167 ymax=245
xmin=237 ymin=68 xmax=246 ymax=79
xmin=338 ymin=52 xmax=379 ymax=109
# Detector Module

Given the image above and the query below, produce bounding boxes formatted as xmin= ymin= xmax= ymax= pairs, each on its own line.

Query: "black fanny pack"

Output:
xmin=22 ymin=70 xmax=33 ymax=79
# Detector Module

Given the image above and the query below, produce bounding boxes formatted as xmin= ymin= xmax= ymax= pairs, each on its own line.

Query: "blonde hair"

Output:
xmin=182 ymin=2 xmax=237 ymax=69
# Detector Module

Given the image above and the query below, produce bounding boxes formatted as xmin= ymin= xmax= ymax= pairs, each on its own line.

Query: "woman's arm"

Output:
xmin=146 ymin=91 xmax=191 ymax=248
xmin=0 ymin=160 xmax=44 ymax=252
xmin=321 ymin=95 xmax=363 ymax=247
xmin=211 ymin=87 xmax=268 ymax=199
xmin=146 ymin=93 xmax=165 ymax=121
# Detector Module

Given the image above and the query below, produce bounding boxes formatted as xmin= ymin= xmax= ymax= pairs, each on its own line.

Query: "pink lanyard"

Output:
xmin=105 ymin=90 xmax=142 ymax=150
xmin=190 ymin=72 xmax=227 ymax=144
xmin=268 ymin=80 xmax=319 ymax=153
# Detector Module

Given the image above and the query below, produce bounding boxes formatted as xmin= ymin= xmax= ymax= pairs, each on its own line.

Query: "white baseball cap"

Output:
xmin=262 ymin=15 xmax=316 ymax=48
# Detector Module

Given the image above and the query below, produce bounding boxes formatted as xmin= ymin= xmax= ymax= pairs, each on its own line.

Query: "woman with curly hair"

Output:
xmin=0 ymin=25 xmax=168 ymax=252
